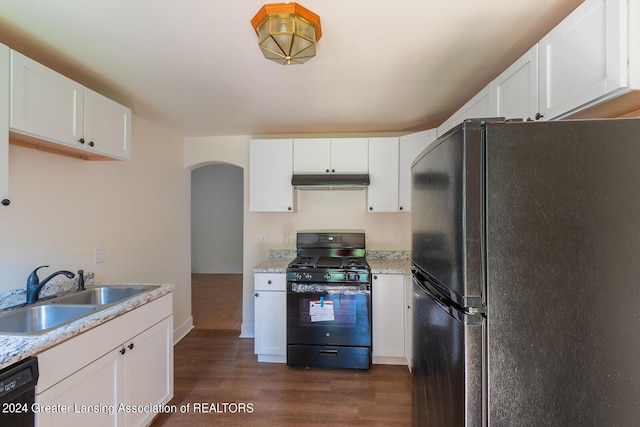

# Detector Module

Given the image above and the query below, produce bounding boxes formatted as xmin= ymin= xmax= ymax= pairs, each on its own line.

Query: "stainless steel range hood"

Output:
xmin=291 ymin=174 xmax=370 ymax=190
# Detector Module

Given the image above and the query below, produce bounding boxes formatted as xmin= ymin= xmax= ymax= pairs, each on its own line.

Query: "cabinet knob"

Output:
xmin=535 ymin=112 xmax=544 ymax=120
xmin=331 ymin=169 xmax=335 ymax=173
xmin=287 ymin=207 xmax=292 ymax=211
xmin=399 ymin=206 xmax=403 ymax=211
xmin=369 ymin=207 xmax=373 ymax=211
xmin=255 ymin=292 xmax=259 ymax=297
xmin=267 ymin=280 xmax=272 ymax=284
xmin=78 ymin=138 xmax=85 ymax=144
xmin=128 ymin=343 xmax=134 ymax=350
xmin=373 ymin=275 xmax=378 ymax=280
xmin=88 ymin=141 xmax=95 ymax=147
xmin=1 ymin=199 xmax=10 ymax=206
xmin=120 ymin=348 xmax=126 ymax=355
xmin=325 ymin=169 xmax=330 ymax=173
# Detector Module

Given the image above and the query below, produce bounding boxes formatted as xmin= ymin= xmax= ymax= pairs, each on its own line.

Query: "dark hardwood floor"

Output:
xmin=152 ymin=274 xmax=412 ymax=426
xmin=191 ymin=273 xmax=243 ymax=331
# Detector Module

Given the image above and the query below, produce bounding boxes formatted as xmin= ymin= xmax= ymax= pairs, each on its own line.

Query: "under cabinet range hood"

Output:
xmin=291 ymin=174 xmax=370 ymax=190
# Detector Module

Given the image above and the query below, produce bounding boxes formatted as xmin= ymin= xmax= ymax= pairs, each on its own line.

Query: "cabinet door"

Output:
xmin=124 ymin=316 xmax=173 ymax=427
xmin=36 ymin=349 xmax=124 ymax=427
xmin=398 ymin=130 xmax=436 ymax=212
xmin=330 ymin=138 xmax=368 ymax=173
xmin=84 ymin=88 xmax=132 ymax=160
xmin=404 ymin=275 xmax=413 ymax=370
xmin=539 ymin=0 xmax=626 ymax=119
xmin=250 ymin=139 xmax=294 ymax=212
xmin=372 ymin=274 xmax=405 ymax=359
xmin=0 ymin=43 xmax=9 ymax=208
xmin=492 ymin=45 xmax=539 ymax=121
xmin=254 ymin=290 xmax=286 ymax=356
xmin=437 ymin=84 xmax=494 ymax=137
xmin=367 ymin=137 xmax=399 ymax=212
xmin=10 ymin=50 xmax=84 ymax=147
xmin=293 ymin=138 xmax=331 ymax=173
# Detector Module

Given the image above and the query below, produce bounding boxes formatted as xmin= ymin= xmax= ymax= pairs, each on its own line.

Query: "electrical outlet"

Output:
xmin=94 ymin=246 xmax=105 ymax=264
xmin=260 ymin=232 xmax=268 ymax=243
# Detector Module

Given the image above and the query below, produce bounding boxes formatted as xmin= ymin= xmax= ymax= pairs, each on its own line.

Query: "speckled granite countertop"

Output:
xmin=253 ymin=250 xmax=412 ymax=275
xmin=0 ymin=283 xmax=174 ymax=371
xmin=369 ymin=258 xmax=412 ymax=275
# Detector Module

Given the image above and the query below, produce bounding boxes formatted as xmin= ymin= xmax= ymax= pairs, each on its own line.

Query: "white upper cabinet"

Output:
xmin=0 ymin=43 xmax=9 ymax=209
xmin=329 ymin=138 xmax=369 ymax=173
xmin=10 ymin=50 xmax=131 ymax=160
xmin=398 ymin=129 xmax=436 ymax=212
xmin=83 ymin=88 xmax=131 ymax=160
xmin=10 ymin=50 xmax=84 ymax=147
xmin=492 ymin=45 xmax=540 ymax=121
xmin=437 ymin=83 xmax=494 ymax=137
xmin=539 ymin=0 xmax=627 ymax=119
xmin=293 ymin=138 xmax=368 ymax=173
xmin=250 ymin=139 xmax=295 ymax=212
xmin=367 ymin=137 xmax=399 ymax=212
xmin=293 ymin=138 xmax=330 ymax=173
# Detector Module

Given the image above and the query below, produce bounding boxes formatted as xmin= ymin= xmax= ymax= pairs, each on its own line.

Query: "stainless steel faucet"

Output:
xmin=26 ymin=265 xmax=75 ymax=304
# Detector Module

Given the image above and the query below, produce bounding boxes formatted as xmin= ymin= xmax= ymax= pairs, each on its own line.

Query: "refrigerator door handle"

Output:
xmin=412 ymin=273 xmax=484 ymax=325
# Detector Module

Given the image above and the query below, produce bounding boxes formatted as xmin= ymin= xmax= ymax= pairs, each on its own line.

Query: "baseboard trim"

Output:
xmin=173 ymin=316 xmax=194 ymax=344
xmin=239 ymin=322 xmax=254 ymax=338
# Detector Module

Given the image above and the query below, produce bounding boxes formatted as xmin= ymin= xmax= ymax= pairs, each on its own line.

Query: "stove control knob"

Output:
xmin=304 ymin=273 xmax=312 ymax=280
xmin=324 ymin=273 xmax=331 ymax=280
xmin=294 ymin=272 xmax=302 ymax=280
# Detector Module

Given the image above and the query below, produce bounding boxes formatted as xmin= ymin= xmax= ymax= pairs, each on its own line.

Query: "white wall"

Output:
xmin=184 ymin=135 xmax=411 ymax=337
xmin=191 ymin=164 xmax=243 ymax=273
xmin=0 ymin=115 xmax=193 ymax=338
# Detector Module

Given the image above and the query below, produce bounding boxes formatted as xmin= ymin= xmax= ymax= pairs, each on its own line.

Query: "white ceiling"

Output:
xmin=0 ymin=0 xmax=583 ymax=137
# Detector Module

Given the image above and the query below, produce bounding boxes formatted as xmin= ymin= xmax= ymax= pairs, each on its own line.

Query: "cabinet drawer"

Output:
xmin=255 ymin=273 xmax=286 ymax=291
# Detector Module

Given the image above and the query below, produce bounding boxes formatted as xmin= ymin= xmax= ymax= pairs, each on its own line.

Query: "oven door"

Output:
xmin=287 ymin=282 xmax=371 ymax=369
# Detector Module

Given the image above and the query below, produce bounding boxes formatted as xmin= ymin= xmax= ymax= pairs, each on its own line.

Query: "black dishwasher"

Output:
xmin=0 ymin=357 xmax=39 ymax=427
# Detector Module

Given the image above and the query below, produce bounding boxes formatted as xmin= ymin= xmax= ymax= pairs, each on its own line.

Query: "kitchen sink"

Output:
xmin=0 ymin=304 xmax=99 ymax=335
xmin=52 ymin=286 xmax=151 ymax=306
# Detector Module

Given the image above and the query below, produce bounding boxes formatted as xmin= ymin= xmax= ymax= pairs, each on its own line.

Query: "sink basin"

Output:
xmin=0 ymin=304 xmax=99 ymax=335
xmin=53 ymin=286 xmax=150 ymax=306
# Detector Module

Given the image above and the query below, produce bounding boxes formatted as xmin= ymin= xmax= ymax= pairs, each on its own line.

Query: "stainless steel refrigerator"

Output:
xmin=411 ymin=117 xmax=640 ymax=426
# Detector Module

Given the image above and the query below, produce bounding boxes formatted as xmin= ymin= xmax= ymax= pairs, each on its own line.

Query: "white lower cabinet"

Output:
xmin=372 ymin=274 xmax=405 ymax=365
xmin=0 ymin=43 xmax=9 ymax=209
xmin=35 ymin=294 xmax=174 ymax=427
xmin=404 ymin=275 xmax=413 ymax=371
xmin=254 ymin=273 xmax=287 ymax=362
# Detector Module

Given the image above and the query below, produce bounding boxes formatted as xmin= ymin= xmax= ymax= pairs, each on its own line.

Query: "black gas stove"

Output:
xmin=286 ymin=232 xmax=372 ymax=370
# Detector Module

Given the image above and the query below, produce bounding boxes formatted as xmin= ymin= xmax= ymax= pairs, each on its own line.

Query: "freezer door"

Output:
xmin=411 ymin=121 xmax=484 ymax=308
xmin=412 ymin=272 xmax=484 ymax=427
xmin=485 ymin=118 xmax=640 ymax=425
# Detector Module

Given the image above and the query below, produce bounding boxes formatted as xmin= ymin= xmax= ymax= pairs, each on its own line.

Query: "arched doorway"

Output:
xmin=190 ymin=162 xmax=243 ymax=331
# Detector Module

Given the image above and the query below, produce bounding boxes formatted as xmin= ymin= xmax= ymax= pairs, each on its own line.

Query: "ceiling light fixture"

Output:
xmin=251 ymin=2 xmax=322 ymax=65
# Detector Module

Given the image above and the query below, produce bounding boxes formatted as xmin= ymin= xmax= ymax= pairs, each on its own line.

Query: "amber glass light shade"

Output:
xmin=251 ymin=3 xmax=322 ymax=65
